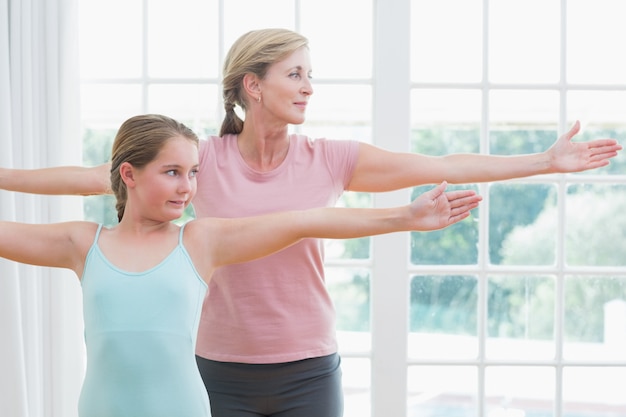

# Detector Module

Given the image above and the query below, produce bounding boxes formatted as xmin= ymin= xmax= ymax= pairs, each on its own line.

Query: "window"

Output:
xmin=406 ymin=1 xmax=626 ymax=417
xmin=79 ymin=1 xmax=626 ymax=416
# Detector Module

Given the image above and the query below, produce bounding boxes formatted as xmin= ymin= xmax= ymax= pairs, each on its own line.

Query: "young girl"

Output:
xmin=0 ymin=114 xmax=481 ymax=417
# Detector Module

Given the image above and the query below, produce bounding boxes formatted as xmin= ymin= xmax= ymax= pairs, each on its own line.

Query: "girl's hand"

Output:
xmin=408 ymin=182 xmax=482 ymax=231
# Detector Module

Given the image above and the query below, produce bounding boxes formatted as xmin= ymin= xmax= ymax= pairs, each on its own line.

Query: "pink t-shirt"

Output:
xmin=193 ymin=134 xmax=360 ymax=363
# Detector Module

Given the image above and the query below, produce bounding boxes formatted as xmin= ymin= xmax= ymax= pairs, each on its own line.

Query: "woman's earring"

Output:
xmin=257 ymin=95 xmax=261 ymax=103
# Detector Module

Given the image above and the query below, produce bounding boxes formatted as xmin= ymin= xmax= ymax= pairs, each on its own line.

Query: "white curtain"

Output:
xmin=0 ymin=0 xmax=84 ymax=416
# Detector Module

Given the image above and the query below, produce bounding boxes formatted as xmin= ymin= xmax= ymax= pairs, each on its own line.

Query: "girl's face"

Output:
xmin=132 ymin=136 xmax=199 ymax=222
xmin=257 ymin=46 xmax=314 ymax=126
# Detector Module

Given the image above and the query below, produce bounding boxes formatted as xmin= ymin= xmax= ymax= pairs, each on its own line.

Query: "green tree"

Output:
xmin=83 ymin=128 xmax=117 ymax=226
xmin=410 ymin=275 xmax=478 ymax=334
xmin=500 ymin=187 xmax=626 ymax=342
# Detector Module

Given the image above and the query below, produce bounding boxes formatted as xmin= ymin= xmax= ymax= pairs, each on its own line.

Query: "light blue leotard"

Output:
xmin=78 ymin=224 xmax=210 ymax=417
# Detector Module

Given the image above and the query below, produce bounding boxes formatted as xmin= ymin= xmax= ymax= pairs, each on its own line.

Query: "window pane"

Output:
xmin=223 ymin=0 xmax=296 ymax=48
xmin=564 ymin=276 xmax=626 ymax=361
xmin=407 ymin=366 xmax=478 ymax=417
xmin=302 ymin=84 xmax=372 ymax=142
xmin=490 ymin=183 xmax=557 ymax=266
xmin=148 ymin=0 xmax=219 ymax=78
xmin=487 ymin=275 xmax=555 ymax=360
xmin=342 ymin=358 xmax=371 ymax=417
xmin=489 ymin=91 xmax=559 ymax=155
xmin=485 ymin=366 xmax=555 ymax=417
xmin=148 ymin=84 xmax=220 ymax=135
xmin=302 ymin=0 xmax=373 ymax=79
xmin=411 ymin=0 xmax=483 ymax=83
xmin=412 ymin=89 xmax=483 ymax=126
xmin=82 ymin=125 xmax=118 ymax=226
xmin=307 ymin=84 xmax=371 ymax=124
xmin=326 ymin=267 xmax=370 ymax=332
xmin=563 ymin=367 xmax=626 ymax=417
xmin=565 ymin=184 xmax=626 ymax=266
xmin=411 ymin=89 xmax=482 ymax=155
xmin=567 ymin=0 xmax=626 ymax=84
xmin=568 ymin=91 xmax=626 ymax=125
xmin=84 ymin=195 xmax=118 ymax=226
xmin=79 ymin=0 xmax=143 ymax=78
xmin=81 ymin=85 xmax=143 ymax=125
xmin=409 ymin=275 xmax=478 ymax=359
xmin=567 ymin=91 xmax=626 ymax=176
xmin=411 ymin=186 xmax=479 ymax=265
xmin=326 ymin=192 xmax=372 ymax=260
xmin=488 ymin=0 xmax=560 ymax=84
xmin=490 ymin=90 xmax=559 ymax=124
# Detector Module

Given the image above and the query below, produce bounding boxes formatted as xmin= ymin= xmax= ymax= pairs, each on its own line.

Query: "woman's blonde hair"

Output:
xmin=110 ymin=114 xmax=198 ymax=222
xmin=220 ymin=28 xmax=308 ymax=136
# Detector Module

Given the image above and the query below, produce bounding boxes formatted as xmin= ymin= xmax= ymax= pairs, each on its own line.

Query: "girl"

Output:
xmin=0 ymin=114 xmax=481 ymax=417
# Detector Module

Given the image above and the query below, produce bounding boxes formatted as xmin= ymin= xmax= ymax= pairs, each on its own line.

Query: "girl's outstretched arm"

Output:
xmin=0 ymin=221 xmax=94 ymax=275
xmin=0 ymin=163 xmax=112 ymax=195
xmin=188 ymin=182 xmax=481 ymax=276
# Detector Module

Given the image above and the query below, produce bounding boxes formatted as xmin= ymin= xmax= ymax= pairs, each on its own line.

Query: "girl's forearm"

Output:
xmin=213 ymin=206 xmax=410 ymax=268
xmin=299 ymin=206 xmax=408 ymax=239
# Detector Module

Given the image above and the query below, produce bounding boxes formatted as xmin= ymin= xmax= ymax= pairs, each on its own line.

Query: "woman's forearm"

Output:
xmin=0 ymin=164 xmax=112 ymax=195
xmin=440 ymin=152 xmax=552 ymax=184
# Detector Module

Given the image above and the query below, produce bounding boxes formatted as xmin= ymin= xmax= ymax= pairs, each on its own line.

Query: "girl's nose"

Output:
xmin=179 ymin=176 xmax=193 ymax=193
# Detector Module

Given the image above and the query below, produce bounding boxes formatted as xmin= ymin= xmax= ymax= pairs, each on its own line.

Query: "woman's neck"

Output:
xmin=237 ymin=123 xmax=290 ymax=172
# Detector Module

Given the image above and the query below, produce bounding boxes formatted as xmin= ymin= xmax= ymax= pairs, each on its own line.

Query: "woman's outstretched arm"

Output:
xmin=349 ymin=121 xmax=622 ymax=192
xmin=0 ymin=163 xmax=112 ymax=195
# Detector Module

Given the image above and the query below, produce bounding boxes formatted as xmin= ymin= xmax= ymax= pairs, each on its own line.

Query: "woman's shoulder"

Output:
xmin=290 ymin=133 xmax=357 ymax=147
xmin=290 ymin=134 xmax=360 ymax=157
xmin=199 ymin=134 xmax=237 ymax=152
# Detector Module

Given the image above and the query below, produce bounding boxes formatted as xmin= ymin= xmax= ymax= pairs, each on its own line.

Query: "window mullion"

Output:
xmin=371 ymin=0 xmax=411 ymax=416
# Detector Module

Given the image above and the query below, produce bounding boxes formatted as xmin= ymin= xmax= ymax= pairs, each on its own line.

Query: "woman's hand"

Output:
xmin=547 ymin=120 xmax=622 ymax=173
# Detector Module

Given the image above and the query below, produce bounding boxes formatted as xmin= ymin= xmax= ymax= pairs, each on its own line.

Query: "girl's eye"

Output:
xmin=166 ymin=170 xmax=177 ymax=176
xmin=289 ymin=72 xmax=300 ymax=79
xmin=189 ymin=169 xmax=199 ymax=178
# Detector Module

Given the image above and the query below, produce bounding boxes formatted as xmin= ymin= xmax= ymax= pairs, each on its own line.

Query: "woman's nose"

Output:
xmin=302 ymin=78 xmax=313 ymax=96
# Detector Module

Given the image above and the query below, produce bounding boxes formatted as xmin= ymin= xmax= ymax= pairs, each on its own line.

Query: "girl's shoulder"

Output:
xmin=71 ymin=221 xmax=104 ymax=249
xmin=179 ymin=218 xmax=221 ymax=280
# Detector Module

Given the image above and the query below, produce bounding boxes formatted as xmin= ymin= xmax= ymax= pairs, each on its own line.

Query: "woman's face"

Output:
xmin=257 ymin=46 xmax=314 ymax=126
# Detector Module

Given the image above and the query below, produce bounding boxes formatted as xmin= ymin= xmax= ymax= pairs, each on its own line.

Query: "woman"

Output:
xmin=0 ymin=29 xmax=621 ymax=417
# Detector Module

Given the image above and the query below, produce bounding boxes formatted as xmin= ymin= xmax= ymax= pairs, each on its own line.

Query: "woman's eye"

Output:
xmin=189 ymin=169 xmax=199 ymax=178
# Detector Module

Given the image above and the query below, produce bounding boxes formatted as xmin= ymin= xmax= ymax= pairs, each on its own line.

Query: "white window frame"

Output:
xmin=369 ymin=1 xmax=626 ymax=417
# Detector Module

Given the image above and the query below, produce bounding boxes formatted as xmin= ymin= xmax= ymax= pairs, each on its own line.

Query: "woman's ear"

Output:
xmin=119 ymin=162 xmax=136 ymax=188
xmin=242 ymin=73 xmax=261 ymax=101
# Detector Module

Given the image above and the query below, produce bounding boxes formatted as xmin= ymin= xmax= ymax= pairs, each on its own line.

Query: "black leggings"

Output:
xmin=195 ymin=353 xmax=344 ymax=417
